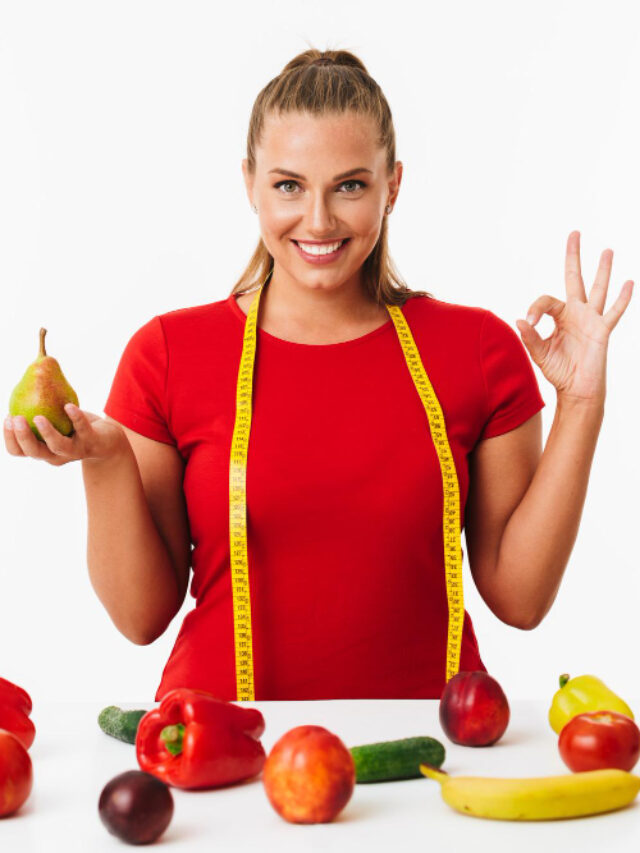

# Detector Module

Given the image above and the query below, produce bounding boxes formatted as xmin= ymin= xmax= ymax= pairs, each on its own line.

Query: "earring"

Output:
xmin=385 ymin=204 xmax=392 ymax=214
xmin=252 ymin=204 xmax=258 ymax=214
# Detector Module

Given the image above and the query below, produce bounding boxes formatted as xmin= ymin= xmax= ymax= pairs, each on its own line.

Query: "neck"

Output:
xmin=260 ymin=264 xmax=383 ymax=334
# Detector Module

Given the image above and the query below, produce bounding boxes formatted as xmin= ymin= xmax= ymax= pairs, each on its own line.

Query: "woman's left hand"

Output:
xmin=515 ymin=231 xmax=634 ymax=406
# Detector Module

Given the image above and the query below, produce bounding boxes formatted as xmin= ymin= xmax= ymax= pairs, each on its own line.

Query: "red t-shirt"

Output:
xmin=103 ymin=291 xmax=545 ymax=701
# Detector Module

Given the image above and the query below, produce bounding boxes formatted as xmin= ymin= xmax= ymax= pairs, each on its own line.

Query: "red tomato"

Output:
xmin=558 ymin=710 xmax=640 ymax=772
xmin=0 ymin=729 xmax=33 ymax=817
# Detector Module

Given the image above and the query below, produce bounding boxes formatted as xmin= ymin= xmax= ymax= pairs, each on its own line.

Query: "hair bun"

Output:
xmin=282 ymin=49 xmax=369 ymax=75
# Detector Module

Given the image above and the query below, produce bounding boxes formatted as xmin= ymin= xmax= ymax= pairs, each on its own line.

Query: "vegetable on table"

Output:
xmin=558 ymin=710 xmax=640 ymax=773
xmin=98 ymin=706 xmax=149 ymax=744
xmin=548 ymin=673 xmax=635 ymax=734
xmin=135 ymin=687 xmax=266 ymax=790
xmin=0 ymin=676 xmax=35 ymax=750
xmin=350 ymin=736 xmax=445 ymax=783
xmin=0 ymin=729 xmax=33 ymax=817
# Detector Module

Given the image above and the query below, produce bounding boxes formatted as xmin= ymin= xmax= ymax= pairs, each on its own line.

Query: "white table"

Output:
xmin=3 ymin=699 xmax=639 ymax=851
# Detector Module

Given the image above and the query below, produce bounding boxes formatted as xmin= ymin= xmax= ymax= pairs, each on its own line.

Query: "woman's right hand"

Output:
xmin=4 ymin=404 xmax=128 ymax=466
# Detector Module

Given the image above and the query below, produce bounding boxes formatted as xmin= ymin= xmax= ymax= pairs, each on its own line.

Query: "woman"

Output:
xmin=4 ymin=49 xmax=633 ymax=701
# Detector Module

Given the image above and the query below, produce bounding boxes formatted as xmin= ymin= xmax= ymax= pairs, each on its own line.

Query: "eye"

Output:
xmin=272 ymin=179 xmax=367 ymax=195
xmin=274 ymin=180 xmax=300 ymax=194
xmin=339 ymin=180 xmax=366 ymax=193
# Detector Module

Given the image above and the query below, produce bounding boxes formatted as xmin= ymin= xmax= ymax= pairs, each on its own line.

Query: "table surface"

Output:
xmin=2 ymin=698 xmax=639 ymax=852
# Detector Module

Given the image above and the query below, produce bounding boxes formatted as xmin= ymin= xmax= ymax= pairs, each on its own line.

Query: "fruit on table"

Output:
xmin=558 ymin=710 xmax=640 ymax=772
xmin=350 ymin=735 xmax=445 ymax=783
xmin=548 ymin=673 xmax=635 ymax=734
xmin=98 ymin=705 xmax=150 ymax=744
xmin=419 ymin=763 xmax=640 ymax=820
xmin=0 ymin=676 xmax=35 ymax=750
xmin=136 ymin=687 xmax=266 ymax=790
xmin=263 ymin=725 xmax=355 ymax=824
xmin=0 ymin=729 xmax=33 ymax=817
xmin=9 ymin=327 xmax=79 ymax=441
xmin=98 ymin=770 xmax=174 ymax=844
xmin=439 ymin=670 xmax=510 ymax=746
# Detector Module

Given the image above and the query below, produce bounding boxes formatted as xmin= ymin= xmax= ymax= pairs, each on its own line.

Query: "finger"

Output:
xmin=11 ymin=416 xmax=60 ymax=461
xmin=32 ymin=415 xmax=76 ymax=458
xmin=525 ymin=294 xmax=566 ymax=327
xmin=588 ymin=248 xmax=613 ymax=314
xmin=515 ymin=318 xmax=548 ymax=366
xmin=4 ymin=416 xmax=26 ymax=457
xmin=63 ymin=404 xmax=95 ymax=439
xmin=603 ymin=280 xmax=634 ymax=332
xmin=565 ymin=230 xmax=587 ymax=301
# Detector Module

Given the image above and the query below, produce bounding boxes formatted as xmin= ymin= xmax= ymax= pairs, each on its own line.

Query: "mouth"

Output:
xmin=291 ymin=238 xmax=351 ymax=262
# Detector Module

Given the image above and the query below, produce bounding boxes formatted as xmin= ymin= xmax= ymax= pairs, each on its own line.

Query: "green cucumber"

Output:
xmin=98 ymin=706 xmax=149 ymax=744
xmin=349 ymin=735 xmax=445 ymax=783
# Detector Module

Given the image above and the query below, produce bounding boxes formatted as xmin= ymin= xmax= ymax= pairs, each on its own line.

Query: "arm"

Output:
xmin=83 ymin=417 xmax=191 ymax=645
xmin=465 ymin=398 xmax=603 ymax=630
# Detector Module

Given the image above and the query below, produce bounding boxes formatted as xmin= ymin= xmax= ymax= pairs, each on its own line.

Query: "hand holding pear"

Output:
xmin=5 ymin=328 xmax=127 ymax=467
xmin=9 ymin=328 xmax=79 ymax=441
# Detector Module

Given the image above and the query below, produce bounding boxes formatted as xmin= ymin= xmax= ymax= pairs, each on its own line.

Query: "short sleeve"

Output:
xmin=477 ymin=310 xmax=546 ymax=441
xmin=103 ymin=315 xmax=175 ymax=445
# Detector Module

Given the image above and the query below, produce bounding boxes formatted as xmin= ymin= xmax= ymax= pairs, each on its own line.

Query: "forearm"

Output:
xmin=493 ymin=395 xmax=605 ymax=628
xmin=82 ymin=441 xmax=181 ymax=644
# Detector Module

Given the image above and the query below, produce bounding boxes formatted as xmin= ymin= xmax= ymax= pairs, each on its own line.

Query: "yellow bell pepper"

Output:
xmin=548 ymin=673 xmax=635 ymax=734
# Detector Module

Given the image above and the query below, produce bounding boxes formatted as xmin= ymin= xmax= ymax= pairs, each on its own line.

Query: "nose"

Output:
xmin=304 ymin=192 xmax=338 ymax=236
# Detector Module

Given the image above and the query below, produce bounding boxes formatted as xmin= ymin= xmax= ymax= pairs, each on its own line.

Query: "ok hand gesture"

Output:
xmin=516 ymin=231 xmax=634 ymax=406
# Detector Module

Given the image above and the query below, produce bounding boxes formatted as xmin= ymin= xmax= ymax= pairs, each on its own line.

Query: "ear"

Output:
xmin=242 ymin=159 xmax=255 ymax=205
xmin=388 ymin=161 xmax=403 ymax=207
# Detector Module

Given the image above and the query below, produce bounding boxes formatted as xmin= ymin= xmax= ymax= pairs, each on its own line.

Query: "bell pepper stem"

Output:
xmin=559 ymin=673 xmax=570 ymax=688
xmin=161 ymin=723 xmax=185 ymax=756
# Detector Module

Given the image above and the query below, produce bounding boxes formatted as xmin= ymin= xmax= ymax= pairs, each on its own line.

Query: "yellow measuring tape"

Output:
xmin=229 ymin=274 xmax=464 ymax=701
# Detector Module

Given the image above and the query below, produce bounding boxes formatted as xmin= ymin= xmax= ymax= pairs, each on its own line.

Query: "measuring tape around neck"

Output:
xmin=229 ymin=275 xmax=464 ymax=700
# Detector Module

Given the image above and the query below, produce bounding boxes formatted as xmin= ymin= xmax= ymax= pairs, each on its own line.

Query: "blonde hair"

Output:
xmin=232 ymin=47 xmax=434 ymax=306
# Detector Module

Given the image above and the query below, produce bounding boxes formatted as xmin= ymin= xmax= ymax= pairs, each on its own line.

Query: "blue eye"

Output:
xmin=273 ymin=179 xmax=367 ymax=194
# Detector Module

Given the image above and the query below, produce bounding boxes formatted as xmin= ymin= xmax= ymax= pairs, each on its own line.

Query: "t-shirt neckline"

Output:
xmin=227 ymin=292 xmax=396 ymax=349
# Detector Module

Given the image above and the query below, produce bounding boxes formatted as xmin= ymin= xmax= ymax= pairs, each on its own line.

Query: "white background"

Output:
xmin=1 ymin=0 xmax=638 ymax=707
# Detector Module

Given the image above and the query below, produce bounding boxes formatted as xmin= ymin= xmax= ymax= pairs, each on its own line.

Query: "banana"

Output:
xmin=419 ymin=763 xmax=640 ymax=821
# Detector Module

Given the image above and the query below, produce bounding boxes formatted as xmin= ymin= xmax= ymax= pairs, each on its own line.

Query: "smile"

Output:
xmin=291 ymin=239 xmax=350 ymax=264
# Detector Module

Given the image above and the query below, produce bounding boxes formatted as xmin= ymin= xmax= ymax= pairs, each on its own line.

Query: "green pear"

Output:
xmin=9 ymin=328 xmax=79 ymax=441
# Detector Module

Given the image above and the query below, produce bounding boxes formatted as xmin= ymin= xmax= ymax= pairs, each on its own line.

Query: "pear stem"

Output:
xmin=39 ymin=328 xmax=47 ymax=358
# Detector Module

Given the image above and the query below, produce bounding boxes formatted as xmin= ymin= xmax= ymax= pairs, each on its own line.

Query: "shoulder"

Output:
xmin=156 ymin=296 xmax=231 ymax=330
xmin=401 ymin=293 xmax=490 ymax=340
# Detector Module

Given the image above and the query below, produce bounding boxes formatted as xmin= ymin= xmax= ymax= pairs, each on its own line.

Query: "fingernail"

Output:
xmin=65 ymin=403 xmax=77 ymax=415
xmin=526 ymin=313 xmax=535 ymax=324
xmin=4 ymin=416 xmax=13 ymax=430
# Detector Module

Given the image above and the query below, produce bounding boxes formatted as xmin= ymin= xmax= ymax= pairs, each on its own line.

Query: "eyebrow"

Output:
xmin=268 ymin=167 xmax=373 ymax=180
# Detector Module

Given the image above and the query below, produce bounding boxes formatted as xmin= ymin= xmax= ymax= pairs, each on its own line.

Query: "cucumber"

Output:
xmin=350 ymin=735 xmax=445 ymax=783
xmin=98 ymin=706 xmax=149 ymax=744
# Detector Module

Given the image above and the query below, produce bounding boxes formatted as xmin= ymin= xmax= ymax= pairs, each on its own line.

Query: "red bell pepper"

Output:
xmin=0 ymin=677 xmax=35 ymax=750
xmin=135 ymin=688 xmax=266 ymax=790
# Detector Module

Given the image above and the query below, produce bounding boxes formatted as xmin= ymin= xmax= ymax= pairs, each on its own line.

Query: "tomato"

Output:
xmin=0 ymin=729 xmax=33 ymax=816
xmin=558 ymin=710 xmax=640 ymax=772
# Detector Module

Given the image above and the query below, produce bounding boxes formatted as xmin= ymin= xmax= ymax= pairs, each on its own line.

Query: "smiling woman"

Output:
xmin=62 ymin=43 xmax=630 ymax=706
xmin=235 ymin=49 xmax=433 ymax=313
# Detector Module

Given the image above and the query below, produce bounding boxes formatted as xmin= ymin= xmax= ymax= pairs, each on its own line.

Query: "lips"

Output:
xmin=291 ymin=239 xmax=350 ymax=246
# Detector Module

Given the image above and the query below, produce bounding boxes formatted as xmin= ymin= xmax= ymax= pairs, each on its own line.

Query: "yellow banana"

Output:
xmin=419 ymin=763 xmax=640 ymax=821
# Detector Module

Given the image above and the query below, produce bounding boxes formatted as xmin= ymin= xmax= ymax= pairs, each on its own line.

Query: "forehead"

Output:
xmin=256 ymin=111 xmax=382 ymax=169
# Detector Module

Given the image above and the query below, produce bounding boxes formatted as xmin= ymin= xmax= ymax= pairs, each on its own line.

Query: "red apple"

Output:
xmin=263 ymin=725 xmax=355 ymax=824
xmin=439 ymin=670 xmax=510 ymax=746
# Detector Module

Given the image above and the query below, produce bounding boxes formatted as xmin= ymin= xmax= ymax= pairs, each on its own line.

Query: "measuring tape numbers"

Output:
xmin=229 ymin=278 xmax=464 ymax=701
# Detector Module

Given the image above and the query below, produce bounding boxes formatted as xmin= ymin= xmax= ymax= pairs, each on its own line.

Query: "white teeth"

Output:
xmin=297 ymin=240 xmax=345 ymax=255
